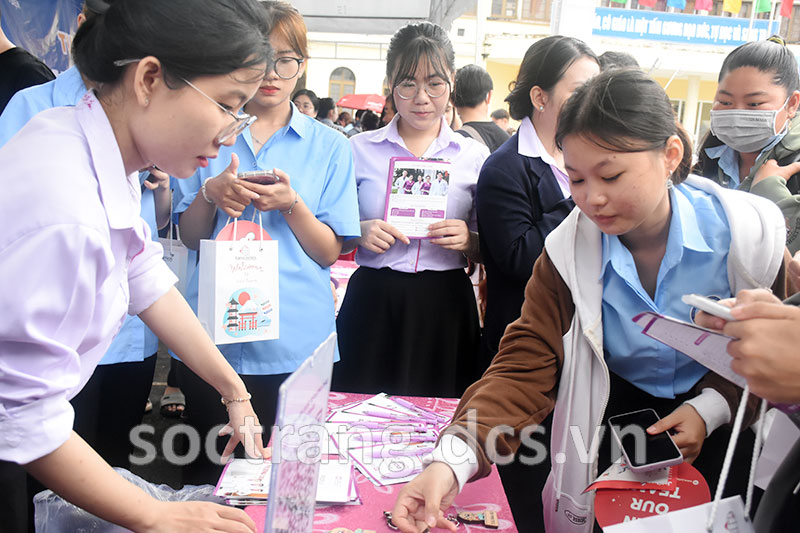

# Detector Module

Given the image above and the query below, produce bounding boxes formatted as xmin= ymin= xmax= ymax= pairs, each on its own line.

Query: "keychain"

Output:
xmin=457 ymin=510 xmax=499 ymax=529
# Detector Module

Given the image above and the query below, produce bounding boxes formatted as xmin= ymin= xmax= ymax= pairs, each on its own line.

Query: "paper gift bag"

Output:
xmin=603 ymin=495 xmax=754 ymax=533
xmin=197 ymin=217 xmax=279 ymax=345
xmin=159 ymin=221 xmax=190 ymax=296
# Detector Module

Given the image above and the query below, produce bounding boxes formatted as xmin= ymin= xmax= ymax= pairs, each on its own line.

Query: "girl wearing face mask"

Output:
xmin=696 ymin=35 xmax=800 ymax=253
xmin=175 ymin=1 xmax=360 ymax=485
xmin=391 ymin=69 xmax=788 ymax=533
xmin=333 ymin=22 xmax=490 ymax=399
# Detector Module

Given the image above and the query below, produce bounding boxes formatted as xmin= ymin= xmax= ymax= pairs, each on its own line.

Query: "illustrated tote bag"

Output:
xmin=159 ymin=220 xmax=190 ymax=296
xmin=197 ymin=215 xmax=279 ymax=345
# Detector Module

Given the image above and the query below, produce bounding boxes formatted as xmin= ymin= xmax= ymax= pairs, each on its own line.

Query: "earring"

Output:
xmin=144 ymin=97 xmax=149 ymax=106
xmin=539 ymin=106 xmax=544 ymax=111
xmin=666 ymin=174 xmax=674 ymax=190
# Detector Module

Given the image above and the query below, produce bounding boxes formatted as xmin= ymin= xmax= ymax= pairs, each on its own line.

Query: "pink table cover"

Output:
xmin=246 ymin=392 xmax=517 ymax=531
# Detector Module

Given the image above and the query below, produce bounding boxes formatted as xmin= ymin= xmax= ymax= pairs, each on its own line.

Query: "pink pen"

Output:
xmin=363 ymin=410 xmax=434 ymax=423
xmin=348 ymin=421 xmax=427 ymax=432
xmin=372 ymin=446 xmax=434 ymax=458
xmin=392 ymin=397 xmax=449 ymax=422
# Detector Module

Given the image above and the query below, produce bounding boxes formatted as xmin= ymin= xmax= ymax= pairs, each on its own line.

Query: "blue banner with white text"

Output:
xmin=593 ymin=7 xmax=780 ymax=46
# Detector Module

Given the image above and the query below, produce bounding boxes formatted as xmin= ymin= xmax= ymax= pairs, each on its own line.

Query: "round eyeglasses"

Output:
xmin=112 ymin=59 xmax=256 ymax=144
xmin=394 ymin=79 xmax=450 ymax=100
xmin=273 ymin=57 xmax=304 ymax=80
xmin=181 ymin=78 xmax=256 ymax=144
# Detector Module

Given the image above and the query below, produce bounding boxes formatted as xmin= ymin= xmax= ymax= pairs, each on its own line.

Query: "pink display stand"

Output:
xmin=246 ymin=392 xmax=517 ymax=531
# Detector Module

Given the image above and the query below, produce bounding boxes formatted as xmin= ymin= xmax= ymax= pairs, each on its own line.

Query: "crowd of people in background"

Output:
xmin=3 ymin=1 xmax=800 ymax=532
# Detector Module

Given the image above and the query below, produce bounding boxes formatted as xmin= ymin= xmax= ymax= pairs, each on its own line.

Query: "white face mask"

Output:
xmin=709 ymin=97 xmax=790 ymax=153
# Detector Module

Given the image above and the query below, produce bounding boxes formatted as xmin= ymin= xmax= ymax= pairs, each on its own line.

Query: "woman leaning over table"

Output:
xmin=392 ymin=69 xmax=787 ymax=533
xmin=0 ymin=1 xmax=270 ymax=531
xmin=176 ymin=0 xmax=360 ymax=486
xmin=333 ymin=22 xmax=490 ymax=399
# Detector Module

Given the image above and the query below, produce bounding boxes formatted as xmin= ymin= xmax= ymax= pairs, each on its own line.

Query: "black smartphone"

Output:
xmin=607 ymin=408 xmax=683 ymax=472
xmin=238 ymin=170 xmax=278 ymax=185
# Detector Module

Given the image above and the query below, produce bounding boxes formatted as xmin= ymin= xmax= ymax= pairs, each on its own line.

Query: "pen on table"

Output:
xmin=365 ymin=400 xmax=440 ymax=422
xmin=372 ymin=446 xmax=434 ymax=458
xmin=391 ymin=397 xmax=449 ymax=422
xmin=347 ymin=421 xmax=428 ymax=432
xmin=346 ymin=430 xmax=437 ymax=441
xmin=362 ymin=409 xmax=436 ymax=423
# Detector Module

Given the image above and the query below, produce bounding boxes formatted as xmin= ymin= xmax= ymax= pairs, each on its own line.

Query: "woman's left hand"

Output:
xmin=752 ymin=158 xmax=800 ymax=186
xmin=240 ymin=168 xmax=297 ymax=213
xmin=646 ymin=404 xmax=706 ymax=463
xmin=218 ymin=401 xmax=267 ymax=462
xmin=428 ymin=219 xmax=471 ymax=252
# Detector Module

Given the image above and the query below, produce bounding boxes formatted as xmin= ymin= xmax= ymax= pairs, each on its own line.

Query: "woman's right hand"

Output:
xmin=359 ymin=219 xmax=410 ymax=254
xmin=391 ymin=462 xmax=459 ymax=533
xmin=203 ymin=153 xmax=260 ymax=218
xmin=142 ymin=500 xmax=256 ymax=533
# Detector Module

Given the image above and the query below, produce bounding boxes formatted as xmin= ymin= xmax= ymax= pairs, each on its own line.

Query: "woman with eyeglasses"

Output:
xmin=695 ymin=35 xmax=800 ymax=254
xmin=291 ymin=87 xmax=318 ymax=117
xmin=0 ymin=1 xmax=269 ymax=532
xmin=332 ymin=22 xmax=490 ymax=399
xmin=175 ymin=0 xmax=359 ymax=485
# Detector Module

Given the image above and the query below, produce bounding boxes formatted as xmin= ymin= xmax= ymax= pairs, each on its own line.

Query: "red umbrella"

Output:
xmin=336 ymin=93 xmax=385 ymax=113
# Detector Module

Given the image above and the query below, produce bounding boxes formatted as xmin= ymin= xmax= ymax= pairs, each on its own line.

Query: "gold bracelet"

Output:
xmin=220 ymin=392 xmax=252 ymax=406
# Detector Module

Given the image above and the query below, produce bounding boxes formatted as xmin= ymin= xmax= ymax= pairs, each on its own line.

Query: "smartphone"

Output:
xmin=238 ymin=170 xmax=278 ymax=185
xmin=607 ymin=408 xmax=683 ymax=472
xmin=681 ymin=293 xmax=735 ymax=321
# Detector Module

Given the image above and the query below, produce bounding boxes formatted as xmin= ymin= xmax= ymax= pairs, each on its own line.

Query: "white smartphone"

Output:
xmin=607 ymin=408 xmax=683 ymax=473
xmin=681 ymin=293 xmax=735 ymax=321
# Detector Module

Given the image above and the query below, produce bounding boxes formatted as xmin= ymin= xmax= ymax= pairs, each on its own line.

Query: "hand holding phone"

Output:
xmin=608 ymin=408 xmax=683 ymax=473
xmin=682 ymin=293 xmax=735 ymax=321
xmin=238 ymin=170 xmax=279 ymax=185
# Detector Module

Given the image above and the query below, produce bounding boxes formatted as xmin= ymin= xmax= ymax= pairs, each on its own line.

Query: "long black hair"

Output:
xmin=556 ymin=68 xmax=693 ymax=184
xmin=506 ymin=35 xmax=598 ymax=121
xmin=73 ymin=0 xmax=271 ymax=88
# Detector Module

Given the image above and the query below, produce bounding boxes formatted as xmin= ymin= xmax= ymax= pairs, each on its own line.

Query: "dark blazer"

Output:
xmin=476 ymin=133 xmax=575 ymax=357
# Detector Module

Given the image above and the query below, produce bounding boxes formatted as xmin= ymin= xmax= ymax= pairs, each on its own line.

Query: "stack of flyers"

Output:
xmin=326 ymin=393 xmax=450 ymax=486
xmin=214 ymin=458 xmax=361 ymax=506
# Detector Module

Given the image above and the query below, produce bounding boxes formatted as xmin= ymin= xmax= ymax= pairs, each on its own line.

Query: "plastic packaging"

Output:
xmin=34 ymin=467 xmax=221 ymax=532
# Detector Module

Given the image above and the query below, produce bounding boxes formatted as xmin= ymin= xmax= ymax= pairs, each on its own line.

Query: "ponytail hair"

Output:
xmin=72 ymin=0 xmax=270 ymax=88
xmin=556 ymin=68 xmax=692 ymax=184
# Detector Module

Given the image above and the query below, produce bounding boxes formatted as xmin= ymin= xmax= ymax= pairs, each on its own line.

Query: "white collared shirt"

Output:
xmin=517 ymin=116 xmax=571 ymax=199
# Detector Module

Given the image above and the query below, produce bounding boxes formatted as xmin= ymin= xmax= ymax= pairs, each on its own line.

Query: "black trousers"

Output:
xmin=0 ymin=354 xmax=157 ymax=533
xmin=176 ymin=360 xmax=291 ymax=486
xmin=71 ymin=354 xmax=158 ymax=467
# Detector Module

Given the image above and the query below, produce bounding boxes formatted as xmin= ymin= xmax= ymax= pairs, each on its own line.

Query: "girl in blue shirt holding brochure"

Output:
xmin=176 ymin=1 xmax=360 ymax=484
xmin=391 ymin=69 xmax=788 ymax=532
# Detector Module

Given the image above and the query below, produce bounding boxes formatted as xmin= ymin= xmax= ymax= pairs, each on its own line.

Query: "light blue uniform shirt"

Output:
xmin=601 ymin=182 xmax=732 ymax=398
xmin=0 ymin=66 xmax=160 ymax=364
xmin=175 ymin=104 xmax=360 ymax=375
xmin=704 ymin=132 xmax=785 ymax=189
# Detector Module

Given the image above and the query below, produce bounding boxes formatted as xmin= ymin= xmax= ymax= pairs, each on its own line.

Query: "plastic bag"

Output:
xmin=34 ymin=467 xmax=222 ymax=532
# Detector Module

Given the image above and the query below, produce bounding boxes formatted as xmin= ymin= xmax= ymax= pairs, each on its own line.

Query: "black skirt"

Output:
xmin=334 ymin=266 xmax=483 ymax=398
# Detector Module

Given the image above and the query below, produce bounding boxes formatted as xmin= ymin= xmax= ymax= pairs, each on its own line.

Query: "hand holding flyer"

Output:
xmin=384 ymin=157 xmax=451 ymax=239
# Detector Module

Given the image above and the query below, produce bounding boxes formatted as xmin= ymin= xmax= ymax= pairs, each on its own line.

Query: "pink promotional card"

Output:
xmin=383 ymin=156 xmax=451 ymax=239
